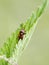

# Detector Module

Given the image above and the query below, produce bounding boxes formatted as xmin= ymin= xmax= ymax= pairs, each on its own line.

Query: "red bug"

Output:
xmin=18 ymin=29 xmax=26 ymax=40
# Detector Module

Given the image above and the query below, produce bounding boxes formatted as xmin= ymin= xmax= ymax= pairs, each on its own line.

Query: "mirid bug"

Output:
xmin=18 ymin=29 xmax=26 ymax=40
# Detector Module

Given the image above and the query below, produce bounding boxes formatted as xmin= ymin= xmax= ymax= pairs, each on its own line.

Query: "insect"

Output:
xmin=18 ymin=29 xmax=26 ymax=40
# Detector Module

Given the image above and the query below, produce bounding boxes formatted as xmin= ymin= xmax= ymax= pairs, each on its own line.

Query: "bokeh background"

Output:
xmin=0 ymin=0 xmax=49 ymax=65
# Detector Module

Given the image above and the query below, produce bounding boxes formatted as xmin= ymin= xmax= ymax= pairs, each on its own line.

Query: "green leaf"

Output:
xmin=0 ymin=0 xmax=47 ymax=65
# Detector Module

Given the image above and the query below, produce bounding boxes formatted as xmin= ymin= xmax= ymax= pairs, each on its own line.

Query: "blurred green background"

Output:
xmin=0 ymin=0 xmax=49 ymax=65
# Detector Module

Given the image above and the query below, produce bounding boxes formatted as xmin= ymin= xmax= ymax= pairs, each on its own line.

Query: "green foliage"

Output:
xmin=0 ymin=0 xmax=47 ymax=65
